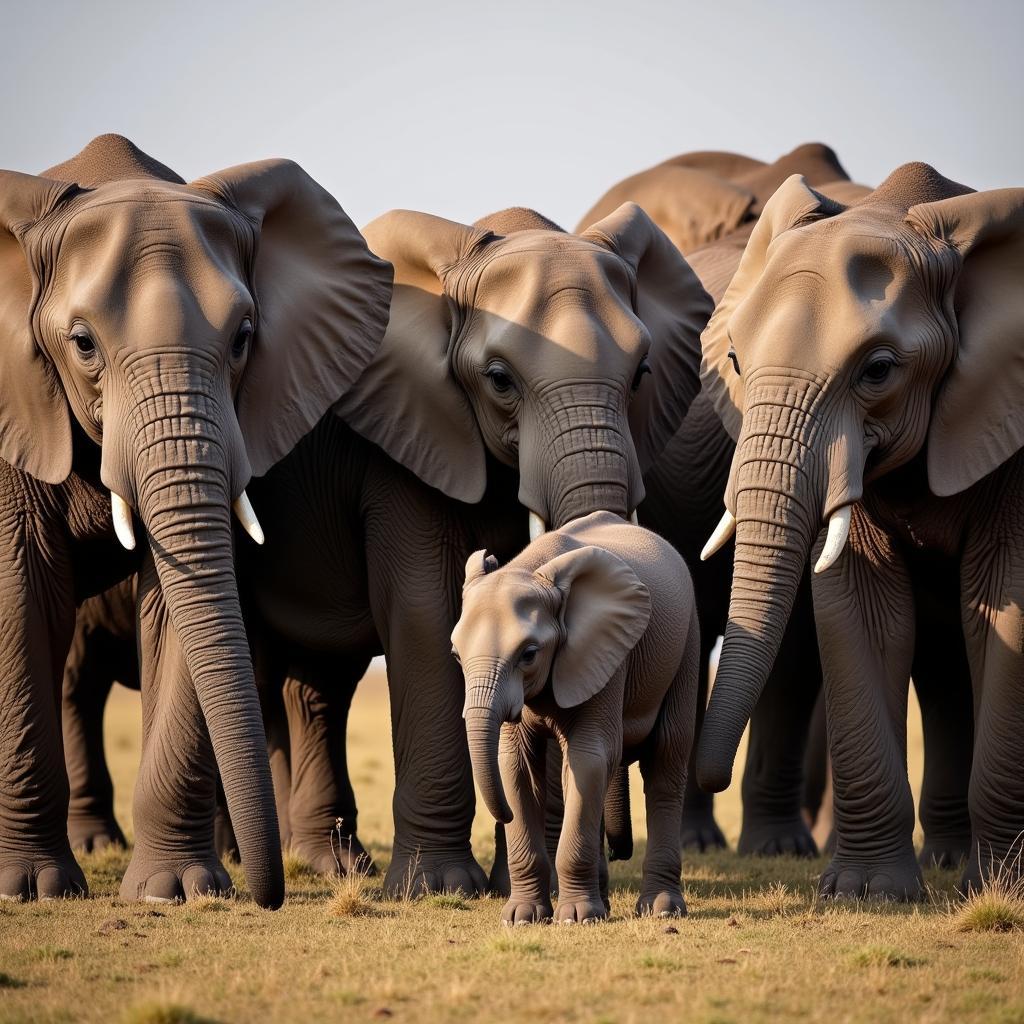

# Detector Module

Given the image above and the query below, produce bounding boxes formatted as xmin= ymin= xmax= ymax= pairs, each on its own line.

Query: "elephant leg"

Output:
xmin=680 ymin=623 xmax=727 ymax=852
xmin=119 ymin=559 xmax=232 ymax=903
xmin=959 ymin=535 xmax=1024 ymax=892
xmin=498 ymin=721 xmax=553 ymax=925
xmin=282 ymin=654 xmax=374 ymax=877
xmin=813 ymin=510 xmax=923 ymax=901
xmin=0 ymin=517 xmax=85 ymax=901
xmin=911 ymin=556 xmax=973 ymax=869
xmin=63 ymin=625 xmax=132 ymax=853
xmin=638 ymin=615 xmax=699 ymax=918
xmin=365 ymin=488 xmax=486 ymax=898
xmin=801 ymin=689 xmax=828 ymax=826
xmin=553 ymin=725 xmax=616 ymax=924
xmin=738 ymin=572 xmax=820 ymax=858
xmin=491 ymin=735 xmax=562 ymax=897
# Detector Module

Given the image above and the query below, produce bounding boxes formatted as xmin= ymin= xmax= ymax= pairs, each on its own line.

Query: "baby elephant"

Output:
xmin=452 ymin=511 xmax=699 ymax=924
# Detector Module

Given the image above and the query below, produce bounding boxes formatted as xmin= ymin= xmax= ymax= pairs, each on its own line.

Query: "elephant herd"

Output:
xmin=0 ymin=133 xmax=1020 ymax=918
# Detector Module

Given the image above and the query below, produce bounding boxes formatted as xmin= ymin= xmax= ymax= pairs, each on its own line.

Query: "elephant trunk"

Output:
xmin=523 ymin=382 xmax=643 ymax=529
xmin=696 ymin=400 xmax=822 ymax=793
xmin=119 ymin=373 xmax=284 ymax=909
xmin=464 ymin=672 xmax=514 ymax=824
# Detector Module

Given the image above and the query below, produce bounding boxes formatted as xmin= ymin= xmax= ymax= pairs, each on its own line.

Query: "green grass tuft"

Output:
xmin=851 ymin=944 xmax=925 ymax=968
xmin=423 ymin=893 xmax=470 ymax=911
xmin=121 ymin=1003 xmax=217 ymax=1024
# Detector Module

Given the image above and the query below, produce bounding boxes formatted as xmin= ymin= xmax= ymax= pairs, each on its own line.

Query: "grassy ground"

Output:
xmin=2 ymin=665 xmax=1022 ymax=1024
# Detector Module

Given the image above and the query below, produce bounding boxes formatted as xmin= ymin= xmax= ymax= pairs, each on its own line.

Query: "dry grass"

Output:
xmin=953 ymin=856 xmax=1024 ymax=934
xmin=1 ymin=666 xmax=1023 ymax=1023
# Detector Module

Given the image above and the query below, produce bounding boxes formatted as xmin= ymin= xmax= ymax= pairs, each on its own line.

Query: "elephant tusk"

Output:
xmin=700 ymin=509 xmax=736 ymax=561
xmin=629 ymin=510 xmax=639 ymax=525
xmin=233 ymin=490 xmax=265 ymax=545
xmin=814 ymin=505 xmax=852 ymax=574
xmin=110 ymin=492 xmax=136 ymax=551
xmin=529 ymin=511 xmax=546 ymax=543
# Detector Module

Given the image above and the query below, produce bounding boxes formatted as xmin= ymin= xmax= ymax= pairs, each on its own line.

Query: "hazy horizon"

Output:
xmin=4 ymin=0 xmax=1021 ymax=229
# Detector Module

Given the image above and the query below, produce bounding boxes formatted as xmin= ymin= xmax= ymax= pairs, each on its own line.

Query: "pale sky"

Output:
xmin=4 ymin=0 xmax=1021 ymax=230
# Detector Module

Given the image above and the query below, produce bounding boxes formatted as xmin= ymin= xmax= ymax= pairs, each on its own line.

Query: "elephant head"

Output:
xmin=336 ymin=203 xmax=712 ymax=531
xmin=695 ymin=162 xmax=1024 ymax=791
xmin=0 ymin=135 xmax=393 ymax=906
xmin=451 ymin=543 xmax=650 ymax=823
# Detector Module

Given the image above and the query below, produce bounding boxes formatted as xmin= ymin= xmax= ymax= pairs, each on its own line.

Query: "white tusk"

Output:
xmin=233 ymin=490 xmax=265 ymax=545
xmin=110 ymin=492 xmax=136 ymax=551
xmin=529 ymin=511 xmax=547 ymax=543
xmin=700 ymin=509 xmax=736 ymax=561
xmin=629 ymin=510 xmax=639 ymax=525
xmin=814 ymin=505 xmax=851 ymax=574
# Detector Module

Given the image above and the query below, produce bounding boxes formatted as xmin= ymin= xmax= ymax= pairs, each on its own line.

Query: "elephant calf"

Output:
xmin=452 ymin=512 xmax=699 ymax=924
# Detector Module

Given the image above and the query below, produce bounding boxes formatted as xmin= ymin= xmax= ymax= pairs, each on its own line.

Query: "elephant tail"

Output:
xmin=605 ymin=764 xmax=633 ymax=861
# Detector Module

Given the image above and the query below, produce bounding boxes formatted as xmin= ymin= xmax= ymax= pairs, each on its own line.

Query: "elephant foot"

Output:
xmin=501 ymin=896 xmax=554 ymax=926
xmin=293 ymin=833 xmax=376 ymax=878
xmin=680 ymin=807 xmax=727 ymax=852
xmin=384 ymin=845 xmax=488 ymax=898
xmin=636 ymin=889 xmax=687 ymax=918
xmin=738 ymin=817 xmax=818 ymax=858
xmin=68 ymin=813 xmax=126 ymax=854
xmin=959 ymin=838 xmax=1024 ymax=895
xmin=919 ymin=835 xmax=971 ymax=869
xmin=819 ymin=852 xmax=924 ymax=902
xmin=0 ymin=848 xmax=88 ymax=901
xmin=119 ymin=852 xmax=233 ymax=904
xmin=554 ymin=895 xmax=608 ymax=924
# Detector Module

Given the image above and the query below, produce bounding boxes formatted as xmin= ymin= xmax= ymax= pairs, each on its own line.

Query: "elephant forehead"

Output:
xmin=467 ymin=245 xmax=645 ymax=369
xmin=472 ymin=236 xmax=633 ymax=313
xmin=733 ymin=220 xmax=940 ymax=371
xmin=459 ymin=576 xmax=548 ymax=636
xmin=46 ymin=188 xmax=251 ymax=339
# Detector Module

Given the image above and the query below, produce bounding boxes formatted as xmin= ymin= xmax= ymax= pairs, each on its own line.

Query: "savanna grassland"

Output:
xmin=1 ymin=665 xmax=1023 ymax=1024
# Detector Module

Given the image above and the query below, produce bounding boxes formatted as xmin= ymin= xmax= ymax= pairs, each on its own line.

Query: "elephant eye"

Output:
xmin=485 ymin=364 xmax=515 ymax=395
xmin=631 ymin=356 xmax=651 ymax=392
xmin=70 ymin=329 xmax=96 ymax=359
xmin=520 ymin=644 xmax=539 ymax=666
xmin=862 ymin=358 xmax=894 ymax=384
xmin=450 ymin=646 xmax=462 ymax=666
xmin=727 ymin=348 xmax=741 ymax=375
xmin=232 ymin=319 xmax=254 ymax=360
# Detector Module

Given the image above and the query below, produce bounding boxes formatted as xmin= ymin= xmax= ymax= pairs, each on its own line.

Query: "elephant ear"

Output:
xmin=536 ymin=544 xmax=651 ymax=709
xmin=333 ymin=210 xmax=492 ymax=503
xmin=192 ymin=160 xmax=393 ymax=477
xmin=581 ymin=202 xmax=714 ymax=472
xmin=908 ymin=188 xmax=1024 ymax=496
xmin=701 ymin=174 xmax=844 ymax=440
xmin=462 ymin=548 xmax=500 ymax=591
xmin=0 ymin=170 xmax=78 ymax=484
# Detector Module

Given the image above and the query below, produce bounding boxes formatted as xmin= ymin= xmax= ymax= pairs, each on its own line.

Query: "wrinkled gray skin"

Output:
xmin=697 ymin=163 xmax=1024 ymax=898
xmin=235 ymin=203 xmax=712 ymax=896
xmin=584 ymin=143 xmax=972 ymax=864
xmin=0 ymin=135 xmax=391 ymax=906
xmin=453 ymin=513 xmax=699 ymax=924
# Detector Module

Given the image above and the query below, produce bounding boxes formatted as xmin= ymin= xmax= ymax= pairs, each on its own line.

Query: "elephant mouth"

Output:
xmin=108 ymin=488 xmax=265 ymax=551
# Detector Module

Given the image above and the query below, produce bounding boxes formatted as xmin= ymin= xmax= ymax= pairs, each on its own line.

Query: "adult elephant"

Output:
xmin=579 ymin=144 xmax=863 ymax=856
xmin=238 ymin=202 xmax=713 ymax=895
xmin=0 ymin=134 xmax=392 ymax=906
xmin=696 ymin=163 xmax=1023 ymax=898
